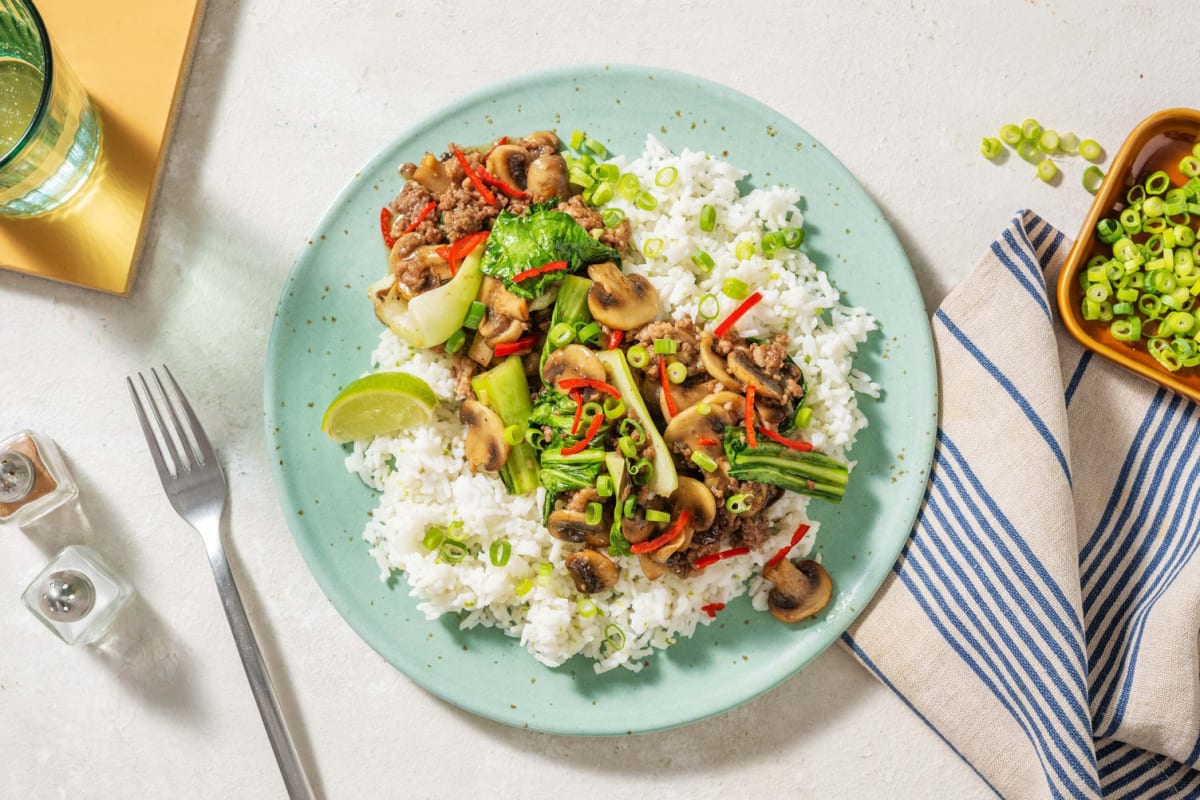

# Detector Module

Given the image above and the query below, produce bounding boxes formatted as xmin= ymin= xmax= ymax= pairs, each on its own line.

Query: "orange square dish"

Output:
xmin=1057 ymin=108 xmax=1200 ymax=403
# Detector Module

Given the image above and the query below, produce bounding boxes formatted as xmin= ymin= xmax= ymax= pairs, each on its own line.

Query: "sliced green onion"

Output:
xmin=1037 ymin=159 xmax=1057 ymax=183
xmin=627 ymin=344 xmax=650 ymax=369
xmin=1078 ymin=138 xmax=1103 ymax=162
xmin=504 ymin=424 xmax=525 ymax=446
xmin=585 ymin=501 xmax=603 ymax=526
xmin=735 ymin=240 xmax=756 ymax=261
xmin=617 ymin=172 xmax=640 ymax=200
xmin=635 ymin=191 xmax=658 ymax=211
xmin=577 ymin=598 xmax=599 ymax=617
xmin=602 ymin=207 xmax=625 ymax=228
xmin=1145 ymin=170 xmax=1171 ymax=195
xmin=590 ymin=181 xmax=615 ymax=205
xmin=596 ymin=474 xmax=614 ymax=497
xmin=642 ymin=237 xmax=664 ymax=258
xmin=622 ymin=496 xmax=636 ymax=518
xmin=569 ymin=168 xmax=595 ymax=189
xmin=619 ymin=417 xmax=645 ymax=443
xmin=489 ymin=539 xmax=511 ymax=567
xmin=444 ymin=328 xmax=467 ymax=354
xmin=1016 ymin=140 xmax=1040 ymax=163
xmin=1083 ymin=165 xmax=1105 ymax=195
xmin=697 ymin=293 xmax=720 ymax=320
xmin=538 ymin=561 xmax=553 ymax=577
xmin=981 ymin=137 xmax=1003 ymax=159
xmin=423 ymin=526 xmax=446 ymax=550
xmin=549 ymin=322 xmax=576 ymax=348
xmin=1110 ymin=317 xmax=1142 ymax=342
xmin=645 ymin=509 xmax=671 ymax=524
xmin=1058 ymin=131 xmax=1080 ymax=155
xmin=569 ymin=130 xmax=585 ymax=150
xmin=999 ymin=124 xmax=1023 ymax=146
xmin=440 ymin=537 xmax=468 ymax=564
xmin=782 ymin=227 xmax=805 ymax=248
xmin=722 ymin=277 xmax=750 ymax=300
xmin=761 ymin=231 xmax=786 ymax=257
xmin=605 ymin=623 xmax=626 ymax=650
xmin=653 ymin=338 xmax=678 ymax=355
xmin=691 ymin=451 xmax=718 ymax=472
xmin=695 ymin=401 xmax=712 ymax=416
xmin=580 ymin=401 xmax=603 ymax=424
xmin=577 ymin=321 xmax=603 ymax=346
xmin=725 ymin=493 xmax=751 ymax=514
xmin=591 ymin=163 xmax=620 ymax=183
xmin=583 ymin=137 xmax=607 ymax=158
xmin=463 ymin=301 xmax=486 ymax=330
xmin=699 ymin=204 xmax=717 ymax=231
xmin=515 ymin=578 xmax=534 ymax=597
xmin=655 ymin=166 xmax=678 ymax=187
xmin=1119 ymin=208 xmax=1142 ymax=234
xmin=619 ymin=435 xmax=638 ymax=458
xmin=1037 ymin=130 xmax=1059 ymax=153
xmin=1020 ymin=118 xmax=1042 ymax=141
xmin=796 ymin=406 xmax=813 ymax=428
xmin=1181 ymin=156 xmax=1200 ymax=179
xmin=603 ymin=396 xmax=626 ymax=420
xmin=690 ymin=250 xmax=714 ymax=272
xmin=666 ymin=361 xmax=687 ymax=384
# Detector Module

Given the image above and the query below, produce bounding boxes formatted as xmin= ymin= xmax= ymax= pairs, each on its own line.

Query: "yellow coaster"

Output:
xmin=0 ymin=0 xmax=205 ymax=295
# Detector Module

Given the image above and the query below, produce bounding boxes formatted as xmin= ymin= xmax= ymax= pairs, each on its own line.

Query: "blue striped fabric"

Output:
xmin=842 ymin=211 xmax=1200 ymax=799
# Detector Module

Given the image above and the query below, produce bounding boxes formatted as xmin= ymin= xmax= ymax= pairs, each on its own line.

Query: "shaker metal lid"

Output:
xmin=40 ymin=569 xmax=96 ymax=622
xmin=0 ymin=450 xmax=35 ymax=503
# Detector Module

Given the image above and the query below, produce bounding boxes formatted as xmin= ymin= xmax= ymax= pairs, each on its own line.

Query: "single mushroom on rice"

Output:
xmin=586 ymin=261 xmax=659 ymax=330
xmin=762 ymin=558 xmax=833 ymax=623
xmin=460 ymin=399 xmax=510 ymax=473
xmin=565 ymin=549 xmax=619 ymax=594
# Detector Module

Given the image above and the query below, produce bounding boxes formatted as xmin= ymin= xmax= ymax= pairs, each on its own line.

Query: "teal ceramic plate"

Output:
xmin=265 ymin=64 xmax=936 ymax=736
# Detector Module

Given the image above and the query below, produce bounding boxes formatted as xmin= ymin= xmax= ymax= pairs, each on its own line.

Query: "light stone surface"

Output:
xmin=2 ymin=1 xmax=1192 ymax=797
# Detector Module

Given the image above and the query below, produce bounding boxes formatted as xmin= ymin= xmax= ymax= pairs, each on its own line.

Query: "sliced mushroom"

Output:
xmin=526 ymin=154 xmax=569 ymax=203
xmin=565 ymin=549 xmax=619 ymax=594
xmin=389 ymin=244 xmax=453 ymax=301
xmin=763 ymin=559 xmax=833 ymax=623
xmin=586 ymin=262 xmax=659 ymax=330
xmin=728 ymin=349 xmax=787 ymax=402
xmin=485 ymin=144 xmax=529 ymax=190
xmin=542 ymin=344 xmax=606 ymax=386
xmin=638 ymin=554 xmax=668 ymax=581
xmin=659 ymin=377 xmax=717 ymax=421
xmin=547 ymin=509 xmax=609 ymax=548
xmin=700 ymin=333 xmax=743 ymax=391
xmin=520 ymin=130 xmax=561 ymax=156
xmin=460 ymin=400 xmax=509 ymax=473
xmin=478 ymin=276 xmax=529 ymax=347
xmin=410 ymin=152 xmax=451 ymax=194
xmin=670 ymin=476 xmax=718 ymax=531
xmin=755 ymin=397 xmax=793 ymax=428
xmin=621 ymin=514 xmax=660 ymax=545
xmin=703 ymin=391 xmax=747 ymax=422
xmin=662 ymin=399 xmax=733 ymax=451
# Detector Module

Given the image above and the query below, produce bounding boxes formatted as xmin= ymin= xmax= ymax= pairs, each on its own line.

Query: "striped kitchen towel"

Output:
xmin=842 ymin=211 xmax=1200 ymax=799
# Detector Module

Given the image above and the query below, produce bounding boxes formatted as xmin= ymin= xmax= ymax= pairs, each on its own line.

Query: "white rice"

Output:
xmin=346 ymin=137 xmax=878 ymax=672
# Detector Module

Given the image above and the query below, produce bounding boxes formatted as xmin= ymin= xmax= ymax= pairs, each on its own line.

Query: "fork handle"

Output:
xmin=203 ymin=528 xmax=317 ymax=800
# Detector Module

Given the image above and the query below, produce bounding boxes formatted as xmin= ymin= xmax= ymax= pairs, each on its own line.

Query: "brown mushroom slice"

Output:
xmin=542 ymin=344 xmax=606 ymax=386
xmin=638 ymin=554 xmax=668 ymax=581
xmin=547 ymin=509 xmax=609 ymax=548
xmin=662 ymin=400 xmax=733 ymax=452
xmin=526 ymin=154 xmax=569 ymax=203
xmin=762 ymin=558 xmax=833 ymax=623
xmin=703 ymin=391 xmax=747 ymax=422
xmin=460 ymin=400 xmax=510 ymax=473
xmin=755 ymin=397 xmax=792 ymax=428
xmin=565 ymin=549 xmax=619 ymax=594
xmin=410 ymin=152 xmax=451 ymax=194
xmin=478 ymin=276 xmax=530 ymax=347
xmin=586 ymin=262 xmax=659 ymax=330
xmin=727 ymin=349 xmax=787 ymax=402
xmin=700 ymin=333 xmax=744 ymax=391
xmin=389 ymin=245 xmax=453 ymax=301
xmin=658 ymin=378 xmax=717 ymax=421
xmin=621 ymin=514 xmax=661 ymax=545
xmin=669 ymin=476 xmax=718 ymax=530
xmin=484 ymin=144 xmax=529 ymax=191
xmin=520 ymin=130 xmax=561 ymax=155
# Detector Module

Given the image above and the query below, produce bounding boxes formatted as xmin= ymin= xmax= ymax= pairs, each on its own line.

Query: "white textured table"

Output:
xmin=2 ymin=2 xmax=1186 ymax=796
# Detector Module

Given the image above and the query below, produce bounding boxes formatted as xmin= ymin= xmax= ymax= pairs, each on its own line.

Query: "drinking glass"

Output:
xmin=0 ymin=0 xmax=100 ymax=217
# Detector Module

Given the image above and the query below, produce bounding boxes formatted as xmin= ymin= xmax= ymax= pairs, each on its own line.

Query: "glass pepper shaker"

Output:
xmin=0 ymin=430 xmax=78 ymax=527
xmin=22 ymin=545 xmax=134 ymax=645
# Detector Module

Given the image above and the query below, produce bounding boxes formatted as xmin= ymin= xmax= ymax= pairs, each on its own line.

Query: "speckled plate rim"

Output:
xmin=265 ymin=63 xmax=937 ymax=736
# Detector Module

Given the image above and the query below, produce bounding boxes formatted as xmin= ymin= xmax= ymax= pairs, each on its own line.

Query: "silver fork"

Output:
xmin=128 ymin=366 xmax=316 ymax=800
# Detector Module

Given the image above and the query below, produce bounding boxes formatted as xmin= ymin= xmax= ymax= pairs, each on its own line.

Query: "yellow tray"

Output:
xmin=0 ymin=0 xmax=205 ymax=295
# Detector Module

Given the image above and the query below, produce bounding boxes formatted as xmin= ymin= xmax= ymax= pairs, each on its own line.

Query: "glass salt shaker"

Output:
xmin=0 ymin=430 xmax=79 ymax=526
xmin=22 ymin=545 xmax=134 ymax=645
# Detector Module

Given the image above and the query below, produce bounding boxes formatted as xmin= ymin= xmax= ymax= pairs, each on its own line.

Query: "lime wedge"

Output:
xmin=321 ymin=372 xmax=437 ymax=443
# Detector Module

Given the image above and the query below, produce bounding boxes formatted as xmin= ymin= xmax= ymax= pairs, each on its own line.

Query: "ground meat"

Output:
xmin=439 ymin=175 xmax=502 ymax=242
xmin=632 ymin=315 xmax=703 ymax=377
xmin=449 ymin=353 xmax=479 ymax=400
xmin=388 ymin=181 xmax=445 ymax=247
xmin=554 ymin=195 xmax=634 ymax=254
xmin=566 ymin=487 xmax=600 ymax=513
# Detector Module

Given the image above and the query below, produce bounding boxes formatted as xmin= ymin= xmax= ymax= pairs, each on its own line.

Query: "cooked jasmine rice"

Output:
xmin=347 ymin=137 xmax=878 ymax=672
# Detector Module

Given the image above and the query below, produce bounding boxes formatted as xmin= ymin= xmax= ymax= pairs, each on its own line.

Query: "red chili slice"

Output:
xmin=561 ymin=410 xmax=604 ymax=456
xmin=442 ymin=230 xmax=491 ymax=276
xmin=401 ymin=200 xmax=438 ymax=236
xmin=482 ymin=135 xmax=508 ymax=162
xmin=453 ymin=149 xmax=497 ymax=205
xmin=512 ymin=260 xmax=567 ymax=283
xmin=478 ymin=168 xmax=529 ymax=199
xmin=492 ymin=336 xmax=536 ymax=358
xmin=745 ymin=386 xmax=757 ymax=449
xmin=629 ymin=510 xmax=692 ymax=555
xmin=713 ymin=291 xmax=763 ymax=338
xmin=658 ymin=359 xmax=678 ymax=418
xmin=701 ymin=602 xmax=726 ymax=618
xmin=694 ymin=546 xmax=751 ymax=571
xmin=695 ymin=436 xmax=719 ymax=447
xmin=757 ymin=426 xmax=814 ymax=452
xmin=569 ymin=389 xmax=584 ymax=436
xmin=380 ymin=207 xmax=396 ymax=249
xmin=766 ymin=523 xmax=812 ymax=568
xmin=556 ymin=378 xmax=621 ymax=399
xmin=607 ymin=329 xmax=624 ymax=350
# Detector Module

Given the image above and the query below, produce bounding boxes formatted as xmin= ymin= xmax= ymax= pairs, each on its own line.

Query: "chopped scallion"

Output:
xmin=691 ymin=451 xmax=718 ymax=472
xmin=981 ymin=137 xmax=1003 ymax=160
xmin=722 ymin=277 xmax=750 ymax=300
xmin=445 ymin=328 xmax=467 ymax=354
xmin=1078 ymin=138 xmax=1103 ymax=162
xmin=653 ymin=338 xmax=678 ymax=355
xmin=645 ymin=509 xmax=671 ymax=524
xmin=627 ymin=344 xmax=650 ymax=369
xmin=666 ymin=361 xmax=687 ymax=384
xmin=655 ymin=166 xmax=678 ymax=187
xmin=697 ymin=293 xmax=720 ymax=320
xmin=691 ymin=250 xmax=715 ymax=272
xmin=642 ymin=237 xmax=664 ymax=258
xmin=585 ymin=502 xmax=603 ymax=526
xmin=699 ymin=204 xmax=717 ymax=231
xmin=489 ymin=539 xmax=511 ymax=567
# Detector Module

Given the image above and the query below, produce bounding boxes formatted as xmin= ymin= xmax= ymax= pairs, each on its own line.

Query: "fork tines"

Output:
xmin=127 ymin=366 xmax=217 ymax=481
